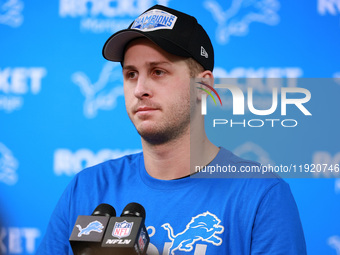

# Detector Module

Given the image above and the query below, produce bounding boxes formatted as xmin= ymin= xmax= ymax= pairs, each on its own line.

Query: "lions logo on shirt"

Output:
xmin=162 ymin=212 xmax=224 ymax=255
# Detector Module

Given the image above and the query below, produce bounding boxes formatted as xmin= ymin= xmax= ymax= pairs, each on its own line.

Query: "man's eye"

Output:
xmin=127 ymin=71 xmax=137 ymax=79
xmin=154 ymin=69 xmax=165 ymax=76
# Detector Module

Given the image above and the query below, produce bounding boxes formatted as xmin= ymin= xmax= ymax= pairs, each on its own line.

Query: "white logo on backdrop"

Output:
xmin=59 ymin=0 xmax=171 ymax=33
xmin=0 ymin=0 xmax=24 ymax=27
xmin=318 ymin=0 xmax=340 ymax=15
xmin=233 ymin=142 xmax=275 ymax=165
xmin=204 ymin=0 xmax=280 ymax=44
xmin=0 ymin=227 xmax=40 ymax=254
xmin=0 ymin=142 xmax=18 ymax=185
xmin=54 ymin=148 xmax=141 ymax=175
xmin=0 ymin=67 xmax=47 ymax=113
xmin=72 ymin=62 xmax=124 ymax=118
xmin=328 ymin=236 xmax=340 ymax=255
xmin=212 ymin=66 xmax=303 ymax=111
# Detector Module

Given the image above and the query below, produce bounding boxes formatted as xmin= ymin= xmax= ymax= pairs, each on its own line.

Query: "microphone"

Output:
xmin=69 ymin=203 xmax=116 ymax=255
xmin=101 ymin=202 xmax=150 ymax=255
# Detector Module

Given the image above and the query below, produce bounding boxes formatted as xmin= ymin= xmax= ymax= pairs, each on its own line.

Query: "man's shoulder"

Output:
xmin=198 ymin=147 xmax=283 ymax=181
xmin=218 ymin=147 xmax=261 ymax=166
xmin=206 ymin=147 xmax=289 ymax=200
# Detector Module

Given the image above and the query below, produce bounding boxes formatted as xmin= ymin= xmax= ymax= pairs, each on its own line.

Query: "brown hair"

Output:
xmin=184 ymin=58 xmax=205 ymax=77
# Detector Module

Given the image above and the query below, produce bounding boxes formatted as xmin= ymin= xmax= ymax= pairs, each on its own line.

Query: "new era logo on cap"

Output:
xmin=201 ymin=46 xmax=208 ymax=58
xmin=131 ymin=9 xmax=178 ymax=32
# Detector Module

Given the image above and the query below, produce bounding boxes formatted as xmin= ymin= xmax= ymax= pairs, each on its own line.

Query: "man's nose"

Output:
xmin=134 ymin=75 xmax=152 ymax=99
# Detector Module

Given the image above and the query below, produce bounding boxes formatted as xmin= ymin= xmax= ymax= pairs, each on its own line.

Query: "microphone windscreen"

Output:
xmin=92 ymin=203 xmax=116 ymax=217
xmin=120 ymin=202 xmax=146 ymax=219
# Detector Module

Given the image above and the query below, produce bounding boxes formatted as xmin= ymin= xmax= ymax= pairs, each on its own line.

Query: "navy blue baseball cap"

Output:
xmin=102 ymin=5 xmax=214 ymax=71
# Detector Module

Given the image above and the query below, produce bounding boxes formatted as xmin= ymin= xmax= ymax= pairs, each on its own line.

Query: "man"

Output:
xmin=37 ymin=5 xmax=306 ymax=254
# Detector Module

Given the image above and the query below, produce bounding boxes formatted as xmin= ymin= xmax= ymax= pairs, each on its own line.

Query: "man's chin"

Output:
xmin=137 ymin=128 xmax=172 ymax=145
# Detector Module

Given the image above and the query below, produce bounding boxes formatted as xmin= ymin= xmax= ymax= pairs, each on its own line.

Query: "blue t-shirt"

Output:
xmin=37 ymin=147 xmax=306 ymax=254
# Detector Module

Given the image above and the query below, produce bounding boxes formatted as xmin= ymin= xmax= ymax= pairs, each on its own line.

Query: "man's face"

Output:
xmin=122 ymin=38 xmax=195 ymax=144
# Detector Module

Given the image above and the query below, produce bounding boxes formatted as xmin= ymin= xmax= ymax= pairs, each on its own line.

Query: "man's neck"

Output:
xmin=141 ymin=126 xmax=219 ymax=180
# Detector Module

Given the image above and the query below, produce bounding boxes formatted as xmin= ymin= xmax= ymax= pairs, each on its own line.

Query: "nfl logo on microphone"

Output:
xmin=112 ymin=220 xmax=133 ymax=238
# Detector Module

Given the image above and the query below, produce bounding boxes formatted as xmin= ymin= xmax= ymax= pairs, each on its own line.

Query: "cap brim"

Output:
xmin=102 ymin=29 xmax=192 ymax=62
xmin=102 ymin=30 xmax=147 ymax=62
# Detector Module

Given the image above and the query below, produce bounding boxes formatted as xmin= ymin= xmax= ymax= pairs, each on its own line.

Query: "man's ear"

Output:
xmin=196 ymin=70 xmax=214 ymax=101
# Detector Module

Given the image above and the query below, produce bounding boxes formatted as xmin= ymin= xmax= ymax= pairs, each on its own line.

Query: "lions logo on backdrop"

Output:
xmin=76 ymin=220 xmax=104 ymax=237
xmin=72 ymin=62 xmax=124 ymax=118
xmin=0 ymin=0 xmax=24 ymax=27
xmin=0 ymin=142 xmax=18 ymax=185
xmin=162 ymin=212 xmax=224 ymax=255
xmin=203 ymin=0 xmax=280 ymax=44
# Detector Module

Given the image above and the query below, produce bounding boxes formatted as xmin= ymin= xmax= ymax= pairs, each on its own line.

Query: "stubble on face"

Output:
xmin=138 ymin=87 xmax=192 ymax=145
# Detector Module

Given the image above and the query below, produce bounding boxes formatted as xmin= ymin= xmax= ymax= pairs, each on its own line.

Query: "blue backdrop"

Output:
xmin=1 ymin=0 xmax=339 ymax=254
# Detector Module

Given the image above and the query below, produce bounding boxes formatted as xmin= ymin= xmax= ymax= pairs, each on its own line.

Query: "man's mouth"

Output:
xmin=136 ymin=106 xmax=157 ymax=112
xmin=134 ymin=106 xmax=160 ymax=115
